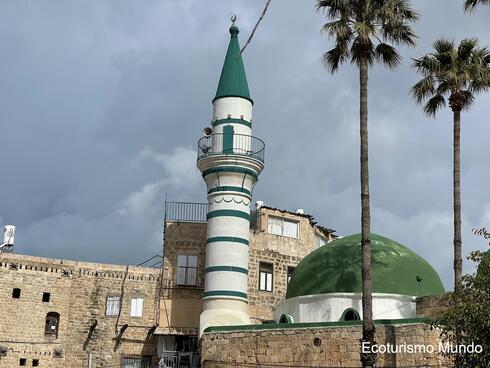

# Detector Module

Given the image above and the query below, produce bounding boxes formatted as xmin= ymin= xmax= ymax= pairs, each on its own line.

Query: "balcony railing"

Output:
xmin=197 ymin=133 xmax=265 ymax=162
xmin=165 ymin=201 xmax=208 ymax=223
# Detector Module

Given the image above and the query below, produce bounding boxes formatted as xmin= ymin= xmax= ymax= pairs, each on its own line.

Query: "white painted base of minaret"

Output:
xmin=199 ymin=300 xmax=251 ymax=336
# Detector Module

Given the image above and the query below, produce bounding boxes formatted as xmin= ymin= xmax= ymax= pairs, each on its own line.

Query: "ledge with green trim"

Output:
xmin=208 ymin=186 xmax=251 ymax=196
xmin=203 ymin=317 xmax=431 ymax=334
xmin=201 ymin=166 xmax=259 ymax=180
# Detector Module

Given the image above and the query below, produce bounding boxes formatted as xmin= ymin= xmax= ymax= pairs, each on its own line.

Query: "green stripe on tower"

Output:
xmin=207 ymin=210 xmax=250 ymax=221
xmin=205 ymin=266 xmax=248 ymax=274
xmin=206 ymin=236 xmax=249 ymax=245
xmin=212 ymin=118 xmax=251 ymax=128
xmin=208 ymin=186 xmax=251 ymax=195
xmin=202 ymin=166 xmax=258 ymax=179
xmin=203 ymin=290 xmax=248 ymax=300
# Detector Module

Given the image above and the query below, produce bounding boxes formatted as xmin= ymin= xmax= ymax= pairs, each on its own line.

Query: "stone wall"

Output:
xmin=201 ymin=322 xmax=451 ymax=367
xmin=248 ymin=207 xmax=335 ymax=322
xmin=0 ymin=253 xmax=160 ymax=368
xmin=415 ymin=295 xmax=450 ymax=319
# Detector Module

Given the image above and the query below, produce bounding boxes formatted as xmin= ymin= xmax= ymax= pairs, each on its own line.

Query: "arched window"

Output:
xmin=278 ymin=314 xmax=294 ymax=324
xmin=340 ymin=308 xmax=361 ymax=321
xmin=45 ymin=312 xmax=60 ymax=337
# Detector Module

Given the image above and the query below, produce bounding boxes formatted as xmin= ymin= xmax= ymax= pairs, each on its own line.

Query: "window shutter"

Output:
xmin=266 ymin=273 xmax=273 ymax=292
xmin=283 ymin=220 xmax=298 ymax=238
xmin=267 ymin=217 xmax=283 ymax=236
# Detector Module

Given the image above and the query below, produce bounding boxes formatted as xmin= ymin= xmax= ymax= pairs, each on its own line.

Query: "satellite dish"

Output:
xmin=203 ymin=127 xmax=213 ymax=136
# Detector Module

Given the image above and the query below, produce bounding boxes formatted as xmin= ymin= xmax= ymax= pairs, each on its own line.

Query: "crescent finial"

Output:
xmin=231 ymin=15 xmax=237 ymax=25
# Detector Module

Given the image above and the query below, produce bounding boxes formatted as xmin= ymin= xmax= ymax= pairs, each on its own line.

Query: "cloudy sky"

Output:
xmin=1 ymin=0 xmax=489 ymax=290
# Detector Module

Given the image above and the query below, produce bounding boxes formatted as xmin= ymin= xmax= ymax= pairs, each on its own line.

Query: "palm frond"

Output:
xmin=411 ymin=76 xmax=435 ymax=104
xmin=423 ymin=95 xmax=446 ymax=117
xmin=322 ymin=44 xmax=350 ymax=73
xmin=375 ymin=43 xmax=402 ymax=69
xmin=464 ymin=0 xmax=490 ymax=11
xmin=458 ymin=38 xmax=478 ymax=61
xmin=322 ymin=19 xmax=353 ymax=41
xmin=412 ymin=55 xmax=440 ymax=77
xmin=460 ymin=90 xmax=475 ymax=111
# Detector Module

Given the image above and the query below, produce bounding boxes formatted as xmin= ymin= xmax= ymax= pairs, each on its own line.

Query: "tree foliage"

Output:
xmin=316 ymin=0 xmax=419 ymax=72
xmin=431 ymin=228 xmax=490 ymax=368
xmin=464 ymin=0 xmax=490 ymax=12
xmin=411 ymin=38 xmax=490 ymax=115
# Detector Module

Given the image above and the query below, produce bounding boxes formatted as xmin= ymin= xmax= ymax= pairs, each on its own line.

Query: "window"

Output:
xmin=267 ymin=216 xmax=299 ymax=238
xmin=45 ymin=312 xmax=60 ymax=336
xmin=176 ymin=255 xmax=197 ymax=286
xmin=340 ymin=308 xmax=361 ymax=321
xmin=12 ymin=288 xmax=21 ymax=299
xmin=42 ymin=292 xmax=50 ymax=302
xmin=130 ymin=297 xmax=144 ymax=317
xmin=259 ymin=262 xmax=273 ymax=292
xmin=32 ymin=359 xmax=39 ymax=367
xmin=315 ymin=233 xmax=327 ymax=248
xmin=19 ymin=358 xmax=26 ymax=366
xmin=287 ymin=266 xmax=296 ymax=284
xmin=106 ymin=295 xmax=121 ymax=316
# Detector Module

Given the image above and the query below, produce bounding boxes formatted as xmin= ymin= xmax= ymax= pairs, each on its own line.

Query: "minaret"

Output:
xmin=197 ymin=17 xmax=265 ymax=335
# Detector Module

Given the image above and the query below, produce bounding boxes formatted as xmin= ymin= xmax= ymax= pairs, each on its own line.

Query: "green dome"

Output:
xmin=286 ymin=234 xmax=445 ymax=299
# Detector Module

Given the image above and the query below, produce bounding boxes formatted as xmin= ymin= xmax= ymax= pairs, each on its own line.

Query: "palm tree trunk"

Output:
xmin=453 ymin=110 xmax=462 ymax=291
xmin=359 ymin=53 xmax=376 ymax=368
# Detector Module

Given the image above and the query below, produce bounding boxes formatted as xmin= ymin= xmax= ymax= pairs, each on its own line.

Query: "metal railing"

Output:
xmin=197 ymin=133 xmax=265 ymax=162
xmin=165 ymin=201 xmax=208 ymax=223
xmin=159 ymin=352 xmax=199 ymax=368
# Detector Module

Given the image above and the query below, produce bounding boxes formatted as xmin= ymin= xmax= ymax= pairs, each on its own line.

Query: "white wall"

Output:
xmin=273 ymin=293 xmax=416 ymax=323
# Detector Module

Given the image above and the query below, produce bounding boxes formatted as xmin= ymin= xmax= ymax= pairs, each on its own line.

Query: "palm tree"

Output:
xmin=316 ymin=1 xmax=418 ymax=366
xmin=464 ymin=0 xmax=490 ymax=11
xmin=411 ymin=38 xmax=490 ymax=291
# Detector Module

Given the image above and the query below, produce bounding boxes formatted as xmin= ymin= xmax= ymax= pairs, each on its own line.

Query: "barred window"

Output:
xmin=106 ymin=295 xmax=121 ymax=316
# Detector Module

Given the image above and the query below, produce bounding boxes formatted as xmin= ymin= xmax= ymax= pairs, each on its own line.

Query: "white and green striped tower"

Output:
xmin=197 ymin=17 xmax=265 ymax=335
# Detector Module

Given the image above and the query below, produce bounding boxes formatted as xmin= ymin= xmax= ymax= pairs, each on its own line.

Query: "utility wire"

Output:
xmin=239 ymin=0 xmax=273 ymax=56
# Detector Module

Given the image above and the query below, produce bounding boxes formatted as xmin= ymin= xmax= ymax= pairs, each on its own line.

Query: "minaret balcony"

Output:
xmin=197 ymin=133 xmax=265 ymax=163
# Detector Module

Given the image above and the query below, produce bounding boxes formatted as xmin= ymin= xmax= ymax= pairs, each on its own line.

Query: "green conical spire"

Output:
xmin=213 ymin=17 xmax=253 ymax=104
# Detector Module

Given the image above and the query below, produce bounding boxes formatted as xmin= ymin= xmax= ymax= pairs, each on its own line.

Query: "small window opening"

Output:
xmin=42 ymin=292 xmax=50 ymax=302
xmin=32 ymin=359 xmax=40 ymax=367
xmin=287 ymin=266 xmax=296 ymax=284
xmin=340 ymin=308 xmax=361 ymax=321
xmin=45 ymin=312 xmax=60 ymax=337
xmin=12 ymin=288 xmax=21 ymax=299
xmin=19 ymin=358 xmax=26 ymax=366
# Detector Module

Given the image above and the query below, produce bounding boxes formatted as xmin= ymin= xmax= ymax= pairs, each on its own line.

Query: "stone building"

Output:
xmin=0 ymin=253 xmax=160 ymax=368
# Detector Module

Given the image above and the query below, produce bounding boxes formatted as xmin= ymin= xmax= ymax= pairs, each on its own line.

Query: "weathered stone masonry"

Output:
xmin=201 ymin=322 xmax=452 ymax=367
xmin=0 ymin=253 xmax=160 ymax=368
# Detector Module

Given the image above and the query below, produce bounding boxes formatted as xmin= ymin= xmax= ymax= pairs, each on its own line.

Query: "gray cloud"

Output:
xmin=1 ymin=0 xmax=489 ymax=290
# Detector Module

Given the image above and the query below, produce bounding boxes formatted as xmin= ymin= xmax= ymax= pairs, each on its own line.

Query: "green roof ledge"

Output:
xmin=213 ymin=16 xmax=253 ymax=105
